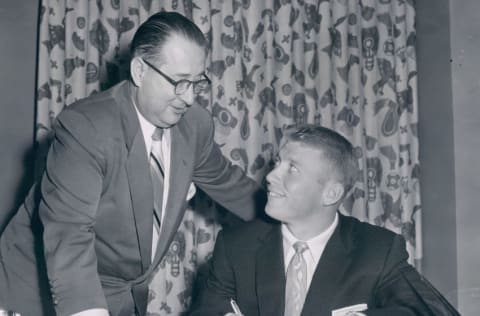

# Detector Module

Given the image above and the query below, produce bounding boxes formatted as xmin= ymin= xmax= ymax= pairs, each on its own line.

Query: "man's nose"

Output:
xmin=179 ymin=85 xmax=195 ymax=106
xmin=266 ymin=167 xmax=278 ymax=185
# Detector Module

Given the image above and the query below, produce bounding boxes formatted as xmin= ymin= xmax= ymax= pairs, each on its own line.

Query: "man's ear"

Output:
xmin=322 ymin=181 xmax=345 ymax=206
xmin=130 ymin=57 xmax=146 ymax=87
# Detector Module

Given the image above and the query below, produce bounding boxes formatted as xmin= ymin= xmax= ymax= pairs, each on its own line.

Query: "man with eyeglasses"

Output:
xmin=0 ymin=12 xmax=264 ymax=316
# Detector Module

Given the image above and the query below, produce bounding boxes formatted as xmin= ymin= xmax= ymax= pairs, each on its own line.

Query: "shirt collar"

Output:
xmin=132 ymin=99 xmax=156 ymax=153
xmin=281 ymin=212 xmax=339 ymax=262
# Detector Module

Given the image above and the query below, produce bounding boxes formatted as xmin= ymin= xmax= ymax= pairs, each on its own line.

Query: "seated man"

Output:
xmin=189 ymin=124 xmax=459 ymax=316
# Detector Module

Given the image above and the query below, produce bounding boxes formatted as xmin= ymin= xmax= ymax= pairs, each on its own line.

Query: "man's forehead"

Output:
xmin=279 ymin=140 xmax=322 ymax=157
xmin=160 ymin=35 xmax=206 ymax=75
xmin=162 ymin=35 xmax=204 ymax=55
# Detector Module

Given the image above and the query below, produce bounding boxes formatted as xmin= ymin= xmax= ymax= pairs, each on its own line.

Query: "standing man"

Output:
xmin=189 ymin=124 xmax=459 ymax=316
xmin=0 ymin=12 xmax=263 ymax=316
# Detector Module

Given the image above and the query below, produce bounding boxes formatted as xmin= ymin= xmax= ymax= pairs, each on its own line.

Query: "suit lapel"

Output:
xmin=301 ymin=213 xmax=355 ymax=316
xmin=256 ymin=225 xmax=286 ymax=316
xmin=151 ymin=121 xmax=193 ymax=267
xmin=118 ymin=82 xmax=153 ymax=273
xmin=118 ymin=81 xmax=196 ymax=271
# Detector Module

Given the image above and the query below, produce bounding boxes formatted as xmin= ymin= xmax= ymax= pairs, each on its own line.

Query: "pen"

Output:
xmin=230 ymin=298 xmax=242 ymax=315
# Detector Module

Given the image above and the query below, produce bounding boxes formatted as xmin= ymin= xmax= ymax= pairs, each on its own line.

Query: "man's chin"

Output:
xmin=161 ymin=117 xmax=183 ymax=128
xmin=265 ymin=203 xmax=280 ymax=220
xmin=171 ymin=112 xmax=186 ymax=123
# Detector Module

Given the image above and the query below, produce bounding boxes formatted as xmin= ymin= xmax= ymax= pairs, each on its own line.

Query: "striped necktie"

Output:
xmin=150 ymin=128 xmax=164 ymax=234
xmin=284 ymin=241 xmax=309 ymax=316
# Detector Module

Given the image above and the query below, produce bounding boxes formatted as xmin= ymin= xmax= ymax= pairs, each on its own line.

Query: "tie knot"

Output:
xmin=293 ymin=241 xmax=308 ymax=254
xmin=152 ymin=128 xmax=164 ymax=141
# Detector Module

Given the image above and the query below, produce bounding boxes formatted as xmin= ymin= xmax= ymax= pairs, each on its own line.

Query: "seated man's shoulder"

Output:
xmin=220 ymin=218 xmax=279 ymax=245
xmin=341 ymin=214 xmax=402 ymax=246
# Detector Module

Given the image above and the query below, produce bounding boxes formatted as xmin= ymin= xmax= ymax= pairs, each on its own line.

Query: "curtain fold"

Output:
xmin=36 ymin=0 xmax=421 ymax=314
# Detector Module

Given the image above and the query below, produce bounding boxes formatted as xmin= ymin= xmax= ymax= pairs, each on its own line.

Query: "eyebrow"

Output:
xmin=288 ymin=158 xmax=300 ymax=166
xmin=277 ymin=153 xmax=299 ymax=166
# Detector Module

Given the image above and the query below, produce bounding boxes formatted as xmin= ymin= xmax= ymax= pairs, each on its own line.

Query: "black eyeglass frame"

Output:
xmin=142 ymin=58 xmax=211 ymax=95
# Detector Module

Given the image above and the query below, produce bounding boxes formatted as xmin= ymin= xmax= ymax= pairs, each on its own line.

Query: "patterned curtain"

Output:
xmin=36 ymin=0 xmax=421 ymax=314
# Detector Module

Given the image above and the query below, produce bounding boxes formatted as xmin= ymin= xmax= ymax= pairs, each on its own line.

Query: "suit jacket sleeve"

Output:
xmin=188 ymin=230 xmax=236 ymax=315
xmin=191 ymin=107 xmax=265 ymax=221
xmin=39 ymin=108 xmax=108 ymax=316
xmin=367 ymin=234 xmax=459 ymax=316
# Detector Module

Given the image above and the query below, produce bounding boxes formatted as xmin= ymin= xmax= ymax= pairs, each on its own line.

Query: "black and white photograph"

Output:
xmin=0 ymin=1 xmax=477 ymax=315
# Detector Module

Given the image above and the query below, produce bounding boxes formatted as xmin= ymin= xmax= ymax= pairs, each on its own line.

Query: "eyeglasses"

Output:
xmin=142 ymin=58 xmax=211 ymax=95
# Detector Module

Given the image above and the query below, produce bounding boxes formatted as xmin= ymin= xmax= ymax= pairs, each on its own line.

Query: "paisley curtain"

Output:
xmin=36 ymin=0 xmax=421 ymax=314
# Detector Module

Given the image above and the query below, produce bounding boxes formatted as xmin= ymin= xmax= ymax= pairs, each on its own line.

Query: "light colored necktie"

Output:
xmin=284 ymin=241 xmax=309 ymax=316
xmin=150 ymin=128 xmax=164 ymax=236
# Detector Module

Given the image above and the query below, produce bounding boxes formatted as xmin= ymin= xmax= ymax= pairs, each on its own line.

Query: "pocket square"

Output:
xmin=186 ymin=182 xmax=196 ymax=201
xmin=332 ymin=303 xmax=367 ymax=316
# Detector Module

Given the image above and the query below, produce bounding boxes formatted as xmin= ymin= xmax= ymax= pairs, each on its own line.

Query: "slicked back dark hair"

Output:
xmin=283 ymin=124 xmax=358 ymax=192
xmin=130 ymin=11 xmax=208 ymax=62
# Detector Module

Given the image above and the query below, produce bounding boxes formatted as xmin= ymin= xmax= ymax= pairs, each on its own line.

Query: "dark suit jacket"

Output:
xmin=0 ymin=81 xmax=263 ymax=316
xmin=189 ymin=213 xmax=459 ymax=316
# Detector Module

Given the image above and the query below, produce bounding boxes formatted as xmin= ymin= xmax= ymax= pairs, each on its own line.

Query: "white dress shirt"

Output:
xmin=282 ymin=213 xmax=339 ymax=290
xmin=134 ymin=105 xmax=172 ymax=259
